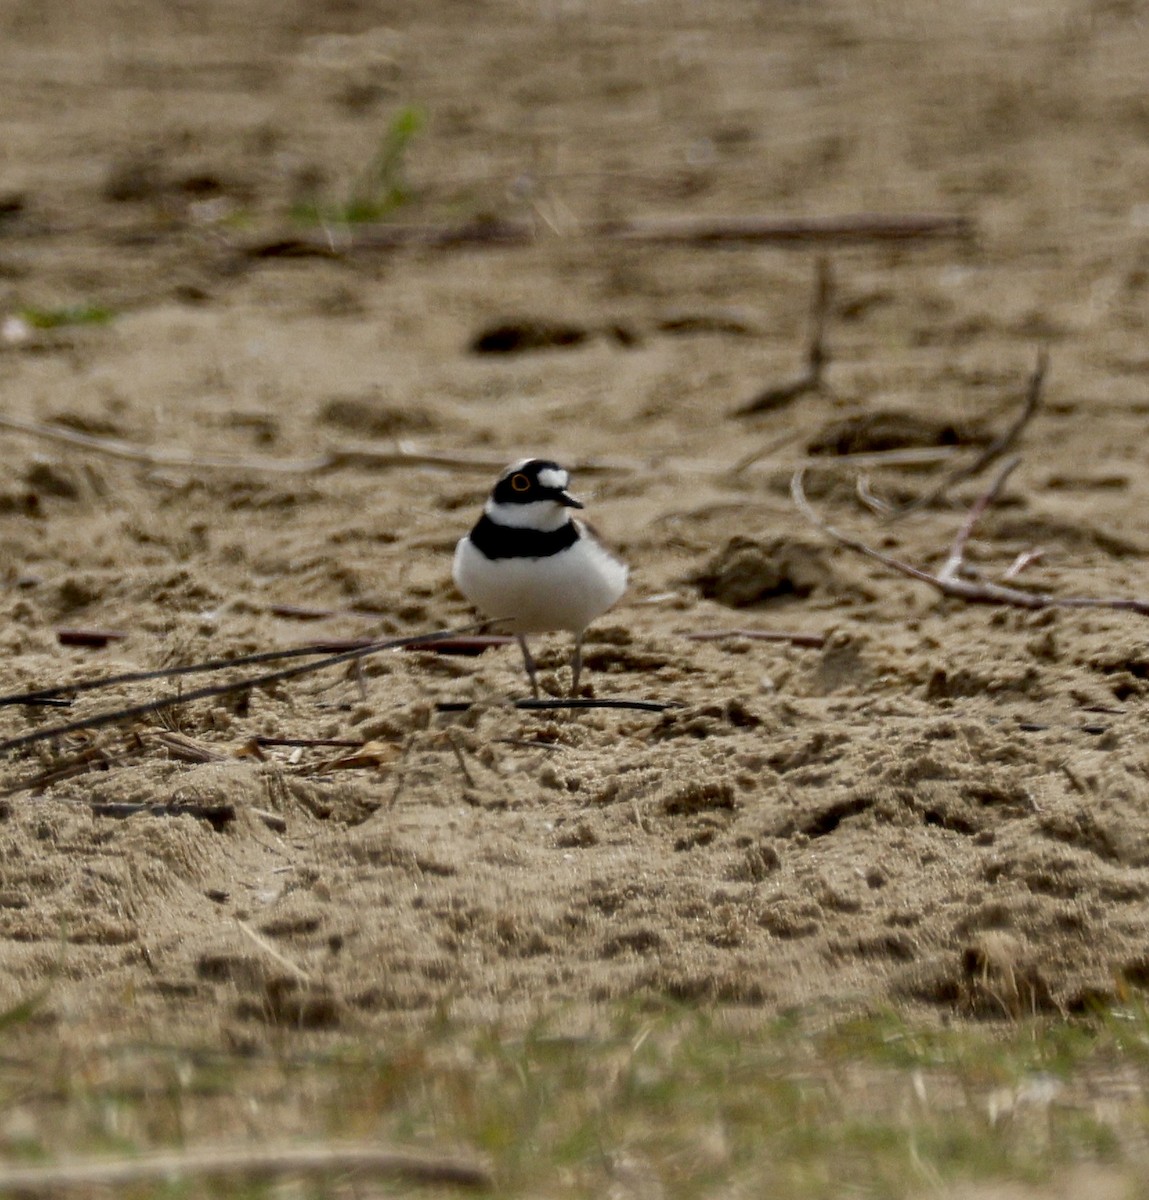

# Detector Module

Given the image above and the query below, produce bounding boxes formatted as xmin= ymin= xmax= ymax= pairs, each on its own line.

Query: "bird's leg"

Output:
xmin=517 ymin=634 xmax=540 ymax=699
xmin=571 ymin=632 xmax=583 ymax=696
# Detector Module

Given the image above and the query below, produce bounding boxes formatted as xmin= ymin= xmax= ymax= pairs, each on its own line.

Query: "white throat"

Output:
xmin=485 ymin=497 xmax=574 ymax=532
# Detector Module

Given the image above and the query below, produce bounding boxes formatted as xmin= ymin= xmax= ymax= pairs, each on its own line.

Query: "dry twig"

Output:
xmin=0 ymin=637 xmax=400 ymax=709
xmin=0 ymin=414 xmax=630 ymax=477
xmin=886 ymin=351 xmax=1047 ymax=518
xmin=0 ymin=626 xmax=488 ymax=755
xmin=2 ymin=411 xmax=968 ymax=489
xmin=681 ymin=629 xmax=826 ymax=649
xmin=435 ymin=698 xmax=672 ymax=713
xmin=792 ymin=461 xmax=1149 ymax=617
xmin=735 ymin=258 xmax=833 ymax=416
xmin=240 ymin=212 xmax=972 ymax=258
xmin=0 ymin=413 xmax=331 ymax=473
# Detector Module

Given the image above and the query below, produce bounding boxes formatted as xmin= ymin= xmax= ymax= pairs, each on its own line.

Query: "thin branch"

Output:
xmin=888 ymin=351 xmax=1047 ymax=518
xmin=1002 ymin=547 xmax=1045 ymax=580
xmin=730 ymin=430 xmax=801 ymax=477
xmin=786 ymin=446 xmax=959 ymax=471
xmin=321 ymin=444 xmax=628 ymax=474
xmin=2 ymin=410 xmax=965 ymax=485
xmin=239 ymin=213 xmax=972 ymax=258
xmin=0 ymin=415 xmax=632 ymax=477
xmin=435 ymin=698 xmax=674 ymax=714
xmin=0 ymin=625 xmax=489 ymax=756
xmin=402 ymin=635 xmax=515 ymax=655
xmin=0 ymin=413 xmax=331 ymax=473
xmin=597 ymin=213 xmax=974 ymax=246
xmin=936 ymin=456 xmax=1021 ymax=584
xmin=0 ymin=639 xmax=395 ymax=709
xmin=255 ymin=736 xmax=366 ymax=749
xmin=0 ymin=1144 xmax=492 ymax=1194
xmin=734 ymin=258 xmax=833 ymax=416
xmin=681 ymin=629 xmax=826 ymax=648
xmin=790 ymin=468 xmax=945 ymax=588
xmin=855 ymin=473 xmax=895 ymax=517
xmin=791 ymin=466 xmax=1149 ymax=617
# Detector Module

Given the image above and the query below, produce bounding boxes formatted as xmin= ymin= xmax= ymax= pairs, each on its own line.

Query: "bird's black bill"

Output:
xmin=557 ymin=490 xmax=584 ymax=508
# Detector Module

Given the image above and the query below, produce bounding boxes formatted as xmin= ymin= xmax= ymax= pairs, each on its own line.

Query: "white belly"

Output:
xmin=453 ymin=534 xmax=627 ymax=634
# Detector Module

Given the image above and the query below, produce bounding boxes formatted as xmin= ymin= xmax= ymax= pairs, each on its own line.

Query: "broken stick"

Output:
xmin=792 ymin=461 xmax=1149 ymax=617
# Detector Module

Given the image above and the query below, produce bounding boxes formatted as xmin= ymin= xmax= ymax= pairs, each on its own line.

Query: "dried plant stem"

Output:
xmin=0 ymin=1144 xmax=492 ymax=1195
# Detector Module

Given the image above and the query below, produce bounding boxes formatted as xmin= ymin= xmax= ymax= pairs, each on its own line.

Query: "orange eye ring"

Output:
xmin=510 ymin=473 xmax=531 ymax=492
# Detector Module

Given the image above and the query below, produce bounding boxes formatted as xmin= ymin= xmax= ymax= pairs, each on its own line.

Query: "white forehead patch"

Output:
xmin=537 ymin=467 xmax=569 ymax=490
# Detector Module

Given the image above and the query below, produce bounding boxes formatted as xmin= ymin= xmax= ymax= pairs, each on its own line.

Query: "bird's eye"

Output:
xmin=510 ymin=474 xmax=531 ymax=492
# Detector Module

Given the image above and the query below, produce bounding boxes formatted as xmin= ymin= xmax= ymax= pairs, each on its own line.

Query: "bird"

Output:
xmin=453 ymin=458 xmax=628 ymax=698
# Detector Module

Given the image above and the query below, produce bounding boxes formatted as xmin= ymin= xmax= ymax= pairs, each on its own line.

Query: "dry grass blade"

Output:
xmin=0 ymin=1143 xmax=492 ymax=1194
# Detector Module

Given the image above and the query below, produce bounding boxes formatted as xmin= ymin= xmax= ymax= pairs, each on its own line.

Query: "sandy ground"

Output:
xmin=3 ymin=0 xmax=1149 ymax=1061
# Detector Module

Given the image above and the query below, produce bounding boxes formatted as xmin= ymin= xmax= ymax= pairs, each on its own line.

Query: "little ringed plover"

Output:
xmin=452 ymin=458 xmax=628 ymax=697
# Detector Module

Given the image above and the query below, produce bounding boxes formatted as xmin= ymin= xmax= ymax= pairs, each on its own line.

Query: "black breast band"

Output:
xmin=468 ymin=514 xmax=580 ymax=560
